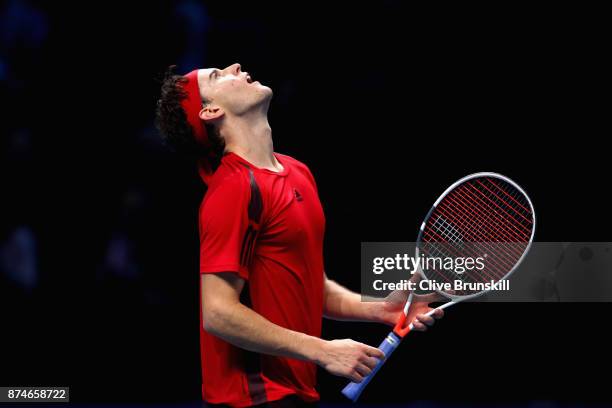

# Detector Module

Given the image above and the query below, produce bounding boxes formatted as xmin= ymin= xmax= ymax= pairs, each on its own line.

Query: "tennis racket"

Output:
xmin=342 ymin=172 xmax=536 ymax=401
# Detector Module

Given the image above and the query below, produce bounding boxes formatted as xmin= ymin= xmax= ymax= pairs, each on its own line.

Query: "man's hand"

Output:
xmin=373 ymin=290 xmax=445 ymax=331
xmin=315 ymin=339 xmax=385 ymax=383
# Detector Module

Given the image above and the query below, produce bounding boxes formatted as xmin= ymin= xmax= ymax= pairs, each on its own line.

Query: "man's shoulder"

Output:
xmin=276 ymin=153 xmax=319 ymax=191
xmin=205 ymin=156 xmax=252 ymax=196
xmin=276 ymin=153 xmax=311 ymax=173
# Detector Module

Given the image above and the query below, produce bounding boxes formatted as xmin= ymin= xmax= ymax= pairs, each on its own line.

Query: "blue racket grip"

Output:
xmin=341 ymin=332 xmax=402 ymax=402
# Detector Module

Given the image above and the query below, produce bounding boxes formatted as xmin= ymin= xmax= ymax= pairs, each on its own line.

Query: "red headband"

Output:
xmin=180 ymin=69 xmax=208 ymax=146
xmin=179 ymin=69 xmax=214 ymax=184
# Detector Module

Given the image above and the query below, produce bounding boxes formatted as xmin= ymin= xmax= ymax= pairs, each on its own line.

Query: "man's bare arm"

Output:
xmin=322 ymin=275 xmax=379 ymax=322
xmin=323 ymin=274 xmax=444 ymax=330
xmin=201 ymin=273 xmax=384 ymax=383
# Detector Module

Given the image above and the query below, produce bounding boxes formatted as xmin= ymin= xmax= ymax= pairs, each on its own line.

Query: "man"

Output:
xmin=155 ymin=63 xmax=443 ymax=407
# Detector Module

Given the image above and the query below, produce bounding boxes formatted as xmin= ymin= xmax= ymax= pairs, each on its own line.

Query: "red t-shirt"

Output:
xmin=198 ymin=152 xmax=325 ymax=407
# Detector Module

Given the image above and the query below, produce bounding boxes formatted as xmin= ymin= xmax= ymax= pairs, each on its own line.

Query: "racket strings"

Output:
xmin=418 ymin=240 xmax=486 ymax=287
xmin=431 ymin=216 xmax=464 ymax=242
xmin=421 ymin=217 xmax=508 ymax=283
xmin=425 ymin=215 xmax=522 ymax=281
xmin=433 ymin=194 xmax=525 ymax=262
xmin=456 ymin=183 xmax=530 ymax=241
xmin=445 ymin=179 xmax=531 ymax=242
xmin=430 ymin=184 xmax=524 ymax=245
xmin=430 ymin=187 xmax=526 ymax=269
xmin=420 ymin=176 xmax=534 ymax=296
xmin=435 ymin=191 xmax=526 ymax=267
xmin=420 ymin=234 xmax=507 ymax=287
xmin=479 ymin=178 xmax=533 ymax=220
xmin=475 ymin=178 xmax=533 ymax=229
xmin=421 ymin=220 xmax=505 ymax=281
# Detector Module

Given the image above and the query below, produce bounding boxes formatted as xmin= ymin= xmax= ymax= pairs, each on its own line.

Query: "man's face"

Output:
xmin=197 ymin=63 xmax=272 ymax=116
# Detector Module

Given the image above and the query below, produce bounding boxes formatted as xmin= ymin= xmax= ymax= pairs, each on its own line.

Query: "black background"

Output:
xmin=1 ymin=1 xmax=610 ymax=405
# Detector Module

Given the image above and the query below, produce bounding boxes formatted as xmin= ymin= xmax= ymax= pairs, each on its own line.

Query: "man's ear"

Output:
xmin=199 ymin=105 xmax=224 ymax=123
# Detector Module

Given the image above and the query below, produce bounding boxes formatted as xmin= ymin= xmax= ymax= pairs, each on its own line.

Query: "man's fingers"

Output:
xmin=360 ymin=355 xmax=379 ymax=370
xmin=416 ymin=313 xmax=435 ymax=327
xmin=355 ymin=363 xmax=373 ymax=377
xmin=363 ymin=345 xmax=385 ymax=360
xmin=349 ymin=370 xmax=364 ymax=383
xmin=412 ymin=321 xmax=427 ymax=331
xmin=411 ymin=308 xmax=443 ymax=331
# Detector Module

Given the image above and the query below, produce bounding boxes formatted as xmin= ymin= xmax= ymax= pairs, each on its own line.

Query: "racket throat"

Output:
xmin=392 ymin=292 xmax=414 ymax=337
xmin=392 ymin=313 xmax=412 ymax=337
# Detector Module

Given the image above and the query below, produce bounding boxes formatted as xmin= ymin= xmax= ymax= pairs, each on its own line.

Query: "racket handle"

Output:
xmin=341 ymin=332 xmax=401 ymax=402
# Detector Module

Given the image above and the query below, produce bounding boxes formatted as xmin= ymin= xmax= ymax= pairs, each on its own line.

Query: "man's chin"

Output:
xmin=258 ymin=83 xmax=273 ymax=94
xmin=258 ymin=85 xmax=273 ymax=100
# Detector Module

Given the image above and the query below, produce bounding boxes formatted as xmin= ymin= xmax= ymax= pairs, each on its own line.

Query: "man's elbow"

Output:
xmin=202 ymin=300 xmax=229 ymax=334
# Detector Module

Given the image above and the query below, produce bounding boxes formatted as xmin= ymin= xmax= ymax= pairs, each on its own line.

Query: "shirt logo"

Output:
xmin=294 ymin=188 xmax=303 ymax=202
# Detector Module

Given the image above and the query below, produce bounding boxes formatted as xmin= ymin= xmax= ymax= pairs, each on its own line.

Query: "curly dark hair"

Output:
xmin=155 ymin=66 xmax=225 ymax=167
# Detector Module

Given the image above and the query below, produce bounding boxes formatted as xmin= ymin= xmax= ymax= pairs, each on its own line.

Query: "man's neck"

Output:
xmin=222 ymin=111 xmax=282 ymax=172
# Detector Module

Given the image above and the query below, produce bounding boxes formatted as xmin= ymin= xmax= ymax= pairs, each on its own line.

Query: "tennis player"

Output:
xmin=155 ymin=63 xmax=444 ymax=408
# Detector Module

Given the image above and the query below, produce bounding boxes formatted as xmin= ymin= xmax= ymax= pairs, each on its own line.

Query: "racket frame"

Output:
xmin=342 ymin=172 xmax=536 ymax=402
xmin=415 ymin=172 xmax=536 ymax=302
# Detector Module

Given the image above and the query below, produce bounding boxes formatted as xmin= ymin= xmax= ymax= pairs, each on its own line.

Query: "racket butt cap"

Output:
xmin=341 ymin=381 xmax=363 ymax=402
